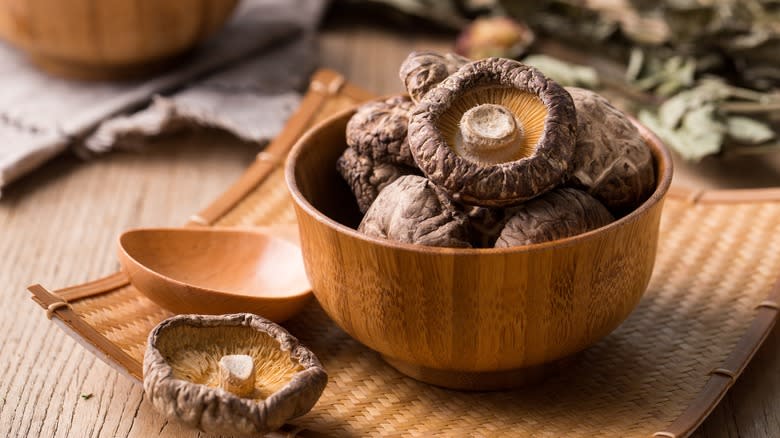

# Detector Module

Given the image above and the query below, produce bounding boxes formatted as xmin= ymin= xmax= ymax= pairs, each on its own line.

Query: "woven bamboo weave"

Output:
xmin=29 ymin=70 xmax=780 ymax=437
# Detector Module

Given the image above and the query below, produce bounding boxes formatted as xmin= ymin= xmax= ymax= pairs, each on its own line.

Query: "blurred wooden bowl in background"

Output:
xmin=0 ymin=0 xmax=239 ymax=80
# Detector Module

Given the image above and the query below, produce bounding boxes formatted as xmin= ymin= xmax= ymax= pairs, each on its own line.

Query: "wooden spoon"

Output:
xmin=117 ymin=225 xmax=311 ymax=323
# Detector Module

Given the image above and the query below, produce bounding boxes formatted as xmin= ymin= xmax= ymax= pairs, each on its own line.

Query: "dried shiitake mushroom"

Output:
xmin=346 ymin=95 xmax=416 ymax=168
xmin=336 ymin=147 xmax=419 ymax=214
xmin=455 ymin=17 xmax=535 ymax=60
xmin=566 ymin=87 xmax=656 ymax=215
xmin=495 ymin=188 xmax=614 ymax=248
xmin=462 ymin=205 xmax=519 ymax=248
xmin=408 ymin=57 xmax=577 ymax=207
xmin=358 ymin=175 xmax=471 ymax=248
xmin=144 ymin=314 xmax=327 ymax=436
xmin=399 ymin=51 xmax=469 ymax=103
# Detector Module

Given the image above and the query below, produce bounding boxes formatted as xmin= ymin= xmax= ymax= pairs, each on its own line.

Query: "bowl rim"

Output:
xmin=285 ymin=104 xmax=674 ymax=255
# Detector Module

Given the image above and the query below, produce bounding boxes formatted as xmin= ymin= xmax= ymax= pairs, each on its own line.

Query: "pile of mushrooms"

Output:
xmin=337 ymin=51 xmax=655 ymax=248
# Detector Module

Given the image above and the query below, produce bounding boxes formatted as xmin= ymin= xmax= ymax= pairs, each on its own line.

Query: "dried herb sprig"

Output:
xmin=638 ymin=79 xmax=778 ymax=161
xmin=499 ymin=0 xmax=780 ymax=160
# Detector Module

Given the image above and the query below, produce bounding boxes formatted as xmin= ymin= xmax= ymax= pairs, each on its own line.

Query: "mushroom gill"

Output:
xmin=437 ymin=86 xmax=548 ymax=164
xmin=156 ymin=325 xmax=304 ymax=399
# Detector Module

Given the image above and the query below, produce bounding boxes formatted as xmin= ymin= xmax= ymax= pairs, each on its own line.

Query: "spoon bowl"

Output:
xmin=118 ymin=226 xmax=311 ymax=322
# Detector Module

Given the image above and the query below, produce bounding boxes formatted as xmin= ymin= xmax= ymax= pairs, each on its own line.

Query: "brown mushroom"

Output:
xmin=408 ymin=58 xmax=577 ymax=207
xmin=455 ymin=17 xmax=535 ymax=60
xmin=346 ymin=95 xmax=417 ymax=168
xmin=399 ymin=51 xmax=469 ymax=103
xmin=143 ymin=313 xmax=327 ymax=436
xmin=358 ymin=175 xmax=471 ymax=248
xmin=566 ymin=87 xmax=656 ymax=215
xmin=336 ymin=147 xmax=419 ymax=214
xmin=495 ymin=188 xmax=614 ymax=248
xmin=461 ymin=205 xmax=519 ymax=248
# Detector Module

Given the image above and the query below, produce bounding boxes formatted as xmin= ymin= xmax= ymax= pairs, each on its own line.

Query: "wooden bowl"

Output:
xmin=285 ymin=107 xmax=674 ymax=390
xmin=0 ymin=0 xmax=238 ymax=80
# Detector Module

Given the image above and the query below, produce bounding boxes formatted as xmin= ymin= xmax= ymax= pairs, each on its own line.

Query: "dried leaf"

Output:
xmin=625 ymin=48 xmax=644 ymax=82
xmin=726 ymin=116 xmax=776 ymax=144
xmin=639 ymin=105 xmax=725 ymax=161
xmin=656 ymin=80 xmax=732 ymax=127
xmin=680 ymin=104 xmax=725 ymax=157
xmin=637 ymin=110 xmax=685 ymax=155
xmin=522 ymin=55 xmax=600 ymax=88
xmin=657 ymin=94 xmax=688 ymax=128
xmin=633 ymin=55 xmax=696 ymax=96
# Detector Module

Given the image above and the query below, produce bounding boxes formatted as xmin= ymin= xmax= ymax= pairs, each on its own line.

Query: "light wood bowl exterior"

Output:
xmin=0 ymin=0 xmax=238 ymax=80
xmin=286 ymin=107 xmax=673 ymax=390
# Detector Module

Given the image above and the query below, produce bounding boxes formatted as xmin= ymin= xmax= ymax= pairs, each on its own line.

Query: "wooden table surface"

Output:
xmin=2 ymin=15 xmax=779 ymax=438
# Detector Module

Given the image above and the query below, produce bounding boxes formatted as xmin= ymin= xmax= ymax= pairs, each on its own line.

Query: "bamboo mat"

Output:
xmin=29 ymin=69 xmax=780 ymax=437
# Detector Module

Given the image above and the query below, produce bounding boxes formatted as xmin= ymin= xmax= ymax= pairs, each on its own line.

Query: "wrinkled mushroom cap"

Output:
xmin=143 ymin=314 xmax=327 ymax=436
xmin=566 ymin=87 xmax=656 ymax=215
xmin=409 ymin=58 xmax=577 ymax=207
xmin=495 ymin=188 xmax=614 ymax=248
xmin=346 ymin=95 xmax=416 ymax=168
xmin=399 ymin=51 xmax=469 ymax=103
xmin=336 ymin=147 xmax=419 ymax=214
xmin=358 ymin=175 xmax=471 ymax=248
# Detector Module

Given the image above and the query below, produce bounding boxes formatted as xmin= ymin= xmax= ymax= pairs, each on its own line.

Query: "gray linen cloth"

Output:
xmin=0 ymin=0 xmax=326 ymax=196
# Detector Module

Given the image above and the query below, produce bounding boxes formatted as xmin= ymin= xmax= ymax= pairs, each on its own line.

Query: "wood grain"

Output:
xmin=0 ymin=14 xmax=778 ymax=437
xmin=117 ymin=226 xmax=311 ymax=322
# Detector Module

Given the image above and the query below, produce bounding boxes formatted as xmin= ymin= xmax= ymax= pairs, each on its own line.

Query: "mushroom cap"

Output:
xmin=565 ymin=87 xmax=656 ymax=215
xmin=495 ymin=187 xmax=614 ymax=248
xmin=143 ymin=314 xmax=327 ymax=436
xmin=399 ymin=51 xmax=469 ymax=103
xmin=358 ymin=175 xmax=471 ymax=248
xmin=408 ymin=57 xmax=577 ymax=207
xmin=336 ymin=147 xmax=419 ymax=214
xmin=345 ymin=95 xmax=416 ymax=168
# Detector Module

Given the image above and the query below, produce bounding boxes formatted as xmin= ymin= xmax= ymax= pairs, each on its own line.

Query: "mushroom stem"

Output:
xmin=456 ymin=104 xmax=525 ymax=164
xmin=219 ymin=354 xmax=255 ymax=397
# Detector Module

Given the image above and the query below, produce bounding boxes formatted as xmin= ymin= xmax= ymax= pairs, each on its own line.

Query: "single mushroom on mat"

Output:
xmin=495 ymin=187 xmax=614 ymax=248
xmin=399 ymin=51 xmax=469 ymax=103
xmin=346 ymin=95 xmax=417 ymax=168
xmin=408 ymin=57 xmax=577 ymax=207
xmin=336 ymin=147 xmax=419 ymax=214
xmin=358 ymin=175 xmax=471 ymax=248
xmin=143 ymin=313 xmax=327 ymax=436
xmin=566 ymin=87 xmax=656 ymax=215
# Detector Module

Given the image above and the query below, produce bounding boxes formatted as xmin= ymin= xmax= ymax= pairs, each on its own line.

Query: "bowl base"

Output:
xmin=29 ymin=52 xmax=186 ymax=81
xmin=382 ymin=355 xmax=571 ymax=391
